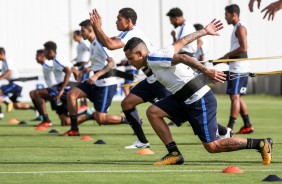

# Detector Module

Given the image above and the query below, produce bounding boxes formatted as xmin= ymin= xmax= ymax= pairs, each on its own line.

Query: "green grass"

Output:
xmin=0 ymin=95 xmax=282 ymax=183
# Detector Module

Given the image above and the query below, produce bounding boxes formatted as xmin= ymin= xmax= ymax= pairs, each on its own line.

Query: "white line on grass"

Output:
xmin=0 ymin=170 xmax=282 ymax=174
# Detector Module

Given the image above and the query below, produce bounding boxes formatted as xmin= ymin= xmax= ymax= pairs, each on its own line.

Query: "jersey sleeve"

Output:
xmin=97 ymin=41 xmax=113 ymax=58
xmin=147 ymin=45 xmax=175 ymax=68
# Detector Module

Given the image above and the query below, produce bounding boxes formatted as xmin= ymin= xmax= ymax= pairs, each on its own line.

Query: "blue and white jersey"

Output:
xmin=76 ymin=40 xmax=90 ymax=63
xmin=229 ymin=21 xmax=250 ymax=73
xmin=90 ymin=39 xmax=117 ymax=87
xmin=42 ymin=60 xmax=56 ymax=87
xmin=1 ymin=60 xmax=20 ymax=80
xmin=51 ymin=56 xmax=72 ymax=85
xmin=177 ymin=21 xmax=197 ymax=54
xmin=147 ymin=45 xmax=210 ymax=104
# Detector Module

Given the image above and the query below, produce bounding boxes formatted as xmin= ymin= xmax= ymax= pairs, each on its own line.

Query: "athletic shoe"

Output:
xmin=36 ymin=121 xmax=52 ymax=127
xmin=31 ymin=115 xmax=43 ymax=121
xmin=6 ymin=102 xmax=13 ymax=113
xmin=154 ymin=151 xmax=184 ymax=165
xmin=0 ymin=113 xmax=4 ymax=119
xmin=59 ymin=129 xmax=80 ymax=136
xmin=219 ymin=127 xmax=234 ymax=139
xmin=259 ymin=138 xmax=273 ymax=165
xmin=77 ymin=105 xmax=89 ymax=114
xmin=236 ymin=126 xmax=254 ymax=134
xmin=124 ymin=140 xmax=150 ymax=149
xmin=86 ymin=107 xmax=95 ymax=119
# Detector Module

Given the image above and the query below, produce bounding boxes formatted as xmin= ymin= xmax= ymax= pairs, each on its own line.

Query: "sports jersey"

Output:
xmin=147 ymin=45 xmax=210 ymax=104
xmin=90 ymin=39 xmax=117 ymax=87
xmin=76 ymin=40 xmax=90 ymax=63
xmin=1 ymin=60 xmax=20 ymax=80
xmin=42 ymin=60 xmax=56 ymax=87
xmin=177 ymin=21 xmax=197 ymax=54
xmin=51 ymin=56 xmax=72 ymax=84
xmin=229 ymin=21 xmax=250 ymax=73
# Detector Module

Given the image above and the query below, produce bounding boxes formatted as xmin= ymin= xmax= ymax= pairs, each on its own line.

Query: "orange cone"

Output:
xmin=80 ymin=136 xmax=93 ymax=141
xmin=35 ymin=126 xmax=47 ymax=131
xmin=8 ymin=119 xmax=19 ymax=124
xmin=137 ymin=148 xmax=154 ymax=155
xmin=222 ymin=166 xmax=244 ymax=173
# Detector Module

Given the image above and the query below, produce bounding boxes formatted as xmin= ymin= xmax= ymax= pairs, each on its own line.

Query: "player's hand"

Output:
xmin=261 ymin=1 xmax=282 ymax=21
xmin=204 ymin=19 xmax=223 ymax=36
xmin=87 ymin=75 xmax=98 ymax=84
xmin=249 ymin=0 xmax=262 ymax=12
xmin=90 ymin=9 xmax=102 ymax=28
xmin=171 ymin=30 xmax=176 ymax=37
xmin=56 ymin=90 xmax=64 ymax=102
xmin=204 ymin=69 xmax=226 ymax=83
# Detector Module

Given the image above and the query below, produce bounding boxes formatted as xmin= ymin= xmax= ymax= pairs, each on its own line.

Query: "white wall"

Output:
xmin=0 ymin=0 xmax=282 ymax=100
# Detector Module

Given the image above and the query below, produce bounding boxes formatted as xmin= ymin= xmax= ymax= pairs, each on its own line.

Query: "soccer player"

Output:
xmin=61 ymin=19 xmax=127 ymax=136
xmin=0 ymin=47 xmax=35 ymax=115
xmin=123 ymin=19 xmax=273 ymax=166
xmin=221 ymin=4 xmax=254 ymax=134
xmin=33 ymin=41 xmax=72 ymax=127
xmin=166 ymin=7 xmax=197 ymax=56
xmin=90 ymin=7 xmax=171 ymax=148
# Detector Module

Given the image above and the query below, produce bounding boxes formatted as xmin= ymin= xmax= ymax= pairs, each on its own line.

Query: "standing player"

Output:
xmin=61 ymin=20 xmax=127 ymax=136
xmin=33 ymin=41 xmax=72 ymax=127
xmin=221 ymin=4 xmax=254 ymax=134
xmin=123 ymin=19 xmax=273 ymax=166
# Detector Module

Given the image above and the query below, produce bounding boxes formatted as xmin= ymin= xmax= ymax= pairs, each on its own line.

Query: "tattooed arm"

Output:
xmin=172 ymin=19 xmax=223 ymax=54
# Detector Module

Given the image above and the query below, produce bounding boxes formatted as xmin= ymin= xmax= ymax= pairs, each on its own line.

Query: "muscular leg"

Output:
xmin=94 ymin=111 xmax=123 ymax=125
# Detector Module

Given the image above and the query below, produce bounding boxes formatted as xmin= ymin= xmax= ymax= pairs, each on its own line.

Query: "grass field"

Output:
xmin=0 ymin=95 xmax=282 ymax=183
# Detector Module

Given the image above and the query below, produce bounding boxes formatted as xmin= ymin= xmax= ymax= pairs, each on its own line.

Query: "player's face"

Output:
xmin=225 ymin=12 xmax=233 ymax=25
xmin=36 ymin=54 xmax=45 ymax=64
xmin=73 ymin=34 xmax=80 ymax=42
xmin=116 ymin=14 xmax=130 ymax=31
xmin=125 ymin=50 xmax=144 ymax=69
xmin=80 ymin=27 xmax=90 ymax=40
xmin=169 ymin=17 xmax=178 ymax=28
xmin=44 ymin=49 xmax=55 ymax=60
xmin=0 ymin=53 xmax=5 ymax=61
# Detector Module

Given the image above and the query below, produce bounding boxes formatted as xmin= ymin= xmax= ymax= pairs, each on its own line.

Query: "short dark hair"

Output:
xmin=79 ymin=19 xmax=91 ymax=27
xmin=74 ymin=30 xmax=81 ymax=36
xmin=119 ymin=8 xmax=137 ymax=25
xmin=36 ymin=49 xmax=44 ymax=55
xmin=43 ymin=41 xmax=57 ymax=51
xmin=123 ymin=37 xmax=146 ymax=52
xmin=193 ymin=23 xmax=204 ymax=31
xmin=166 ymin=7 xmax=183 ymax=18
xmin=225 ymin=4 xmax=240 ymax=16
xmin=0 ymin=47 xmax=5 ymax=55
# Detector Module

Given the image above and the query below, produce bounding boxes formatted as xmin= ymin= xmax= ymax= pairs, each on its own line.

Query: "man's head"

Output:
xmin=79 ymin=19 xmax=94 ymax=40
xmin=0 ymin=47 xmax=6 ymax=61
xmin=123 ymin=37 xmax=148 ymax=69
xmin=36 ymin=49 xmax=45 ymax=64
xmin=225 ymin=4 xmax=240 ymax=25
xmin=193 ymin=23 xmax=204 ymax=31
xmin=73 ymin=30 xmax=82 ymax=42
xmin=43 ymin=41 xmax=57 ymax=60
xmin=116 ymin=8 xmax=137 ymax=31
xmin=166 ymin=7 xmax=184 ymax=28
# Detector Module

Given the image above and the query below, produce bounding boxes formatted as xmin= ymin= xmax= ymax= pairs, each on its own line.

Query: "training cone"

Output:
xmin=8 ymin=119 xmax=19 ymax=124
xmin=137 ymin=148 xmax=154 ymax=155
xmin=35 ymin=126 xmax=47 ymax=131
xmin=80 ymin=136 xmax=93 ymax=141
xmin=222 ymin=166 xmax=244 ymax=174
xmin=48 ymin=129 xmax=59 ymax=134
xmin=18 ymin=121 xmax=28 ymax=125
xmin=93 ymin=139 xmax=106 ymax=144
xmin=262 ymin=175 xmax=282 ymax=182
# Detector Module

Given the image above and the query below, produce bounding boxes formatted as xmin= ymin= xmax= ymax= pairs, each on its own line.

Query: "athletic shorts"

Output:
xmin=226 ymin=72 xmax=248 ymax=95
xmin=0 ymin=83 xmax=22 ymax=102
xmin=130 ymin=79 xmax=171 ymax=103
xmin=124 ymin=69 xmax=138 ymax=84
xmin=154 ymin=90 xmax=219 ymax=143
xmin=77 ymin=81 xmax=117 ymax=113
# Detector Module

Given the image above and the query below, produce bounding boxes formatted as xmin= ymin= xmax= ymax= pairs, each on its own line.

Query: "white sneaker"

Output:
xmin=124 ymin=140 xmax=150 ymax=149
xmin=219 ymin=127 xmax=234 ymax=139
xmin=0 ymin=113 xmax=4 ymax=119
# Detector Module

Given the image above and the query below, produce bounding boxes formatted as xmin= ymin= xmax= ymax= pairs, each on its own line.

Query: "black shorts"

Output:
xmin=0 ymin=83 xmax=22 ymax=102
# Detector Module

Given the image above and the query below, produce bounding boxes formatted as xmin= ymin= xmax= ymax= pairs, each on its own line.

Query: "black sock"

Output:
xmin=70 ymin=115 xmax=78 ymax=131
xmin=0 ymin=106 xmax=2 ymax=113
xmin=246 ymin=138 xmax=262 ymax=150
xmin=166 ymin=141 xmax=181 ymax=154
xmin=42 ymin=114 xmax=50 ymax=122
xmin=227 ymin=116 xmax=236 ymax=129
xmin=32 ymin=99 xmax=41 ymax=115
xmin=218 ymin=124 xmax=227 ymax=135
xmin=123 ymin=108 xmax=148 ymax=143
xmin=242 ymin=114 xmax=251 ymax=127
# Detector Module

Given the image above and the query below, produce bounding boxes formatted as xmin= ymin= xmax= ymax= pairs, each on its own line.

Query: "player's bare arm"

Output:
xmin=90 ymin=9 xmax=125 ymax=50
xmin=56 ymin=67 xmax=71 ymax=100
xmin=0 ymin=69 xmax=11 ymax=80
xmin=172 ymin=54 xmax=226 ymax=84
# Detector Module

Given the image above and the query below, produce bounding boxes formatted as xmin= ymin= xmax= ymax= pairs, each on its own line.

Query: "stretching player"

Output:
xmin=123 ymin=19 xmax=273 ymax=166
xmin=61 ymin=20 xmax=127 ymax=136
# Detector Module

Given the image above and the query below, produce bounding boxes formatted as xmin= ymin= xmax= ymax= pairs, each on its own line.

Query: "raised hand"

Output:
xmin=204 ymin=69 xmax=226 ymax=84
xmin=204 ymin=19 xmax=223 ymax=36
xmin=261 ymin=0 xmax=282 ymax=20
xmin=89 ymin=9 xmax=102 ymax=28
xmin=249 ymin=0 xmax=262 ymax=12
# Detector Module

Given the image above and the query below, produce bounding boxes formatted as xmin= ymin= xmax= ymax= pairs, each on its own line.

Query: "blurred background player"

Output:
xmin=221 ymin=4 xmax=254 ymax=134
xmin=71 ymin=30 xmax=91 ymax=112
